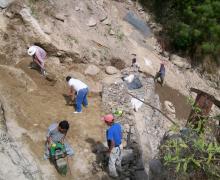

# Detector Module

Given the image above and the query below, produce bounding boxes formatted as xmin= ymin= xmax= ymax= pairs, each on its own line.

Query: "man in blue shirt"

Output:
xmin=102 ymin=114 xmax=122 ymax=178
xmin=154 ymin=62 xmax=165 ymax=86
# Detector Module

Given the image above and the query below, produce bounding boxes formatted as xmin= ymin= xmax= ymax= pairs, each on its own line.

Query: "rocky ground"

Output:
xmin=0 ymin=0 xmax=219 ymax=180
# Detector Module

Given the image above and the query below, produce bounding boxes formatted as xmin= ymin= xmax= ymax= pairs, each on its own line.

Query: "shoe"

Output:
xmin=73 ymin=111 xmax=82 ymax=114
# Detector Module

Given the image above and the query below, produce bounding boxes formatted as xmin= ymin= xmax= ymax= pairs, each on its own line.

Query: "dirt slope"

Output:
xmin=0 ymin=58 xmax=106 ymax=180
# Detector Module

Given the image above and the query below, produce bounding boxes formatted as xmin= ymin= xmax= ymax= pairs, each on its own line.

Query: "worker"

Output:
xmin=102 ymin=114 xmax=122 ymax=178
xmin=27 ymin=45 xmax=47 ymax=76
xmin=154 ymin=62 xmax=165 ymax=86
xmin=45 ymin=120 xmax=74 ymax=159
xmin=66 ymin=76 xmax=89 ymax=113
xmin=131 ymin=57 xmax=140 ymax=72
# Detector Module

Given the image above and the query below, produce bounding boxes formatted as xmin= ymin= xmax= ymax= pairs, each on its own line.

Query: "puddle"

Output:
xmin=155 ymin=83 xmax=191 ymax=120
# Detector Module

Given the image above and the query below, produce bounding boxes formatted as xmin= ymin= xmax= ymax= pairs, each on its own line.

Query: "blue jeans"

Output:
xmin=75 ymin=88 xmax=88 ymax=112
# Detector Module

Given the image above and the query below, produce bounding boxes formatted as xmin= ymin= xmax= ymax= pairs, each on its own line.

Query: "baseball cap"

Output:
xmin=101 ymin=114 xmax=114 ymax=122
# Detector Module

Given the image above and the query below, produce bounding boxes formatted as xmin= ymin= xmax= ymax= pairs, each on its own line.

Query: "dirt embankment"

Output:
xmin=0 ymin=58 xmax=108 ymax=179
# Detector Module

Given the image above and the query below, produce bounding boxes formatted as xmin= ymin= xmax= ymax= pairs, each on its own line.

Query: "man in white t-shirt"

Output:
xmin=66 ymin=76 xmax=89 ymax=113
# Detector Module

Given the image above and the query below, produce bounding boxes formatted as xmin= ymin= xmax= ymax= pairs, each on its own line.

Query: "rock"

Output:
xmin=0 ymin=65 xmax=37 ymax=92
xmin=75 ymin=6 xmax=80 ymax=11
xmin=145 ymin=14 xmax=150 ymax=23
xmin=162 ymin=51 xmax=169 ymax=58
xmin=64 ymin=57 xmax=73 ymax=63
xmin=87 ymin=17 xmax=97 ymax=27
xmin=19 ymin=7 xmax=51 ymax=44
xmin=49 ymin=57 xmax=60 ymax=65
xmin=57 ymin=51 xmax=62 ymax=56
xmin=102 ymin=75 xmax=123 ymax=85
xmin=96 ymin=0 xmax=104 ymax=6
xmin=54 ymin=13 xmax=65 ymax=22
xmin=102 ymin=18 xmax=111 ymax=25
xmin=43 ymin=24 xmax=52 ymax=35
xmin=0 ymin=0 xmax=14 ymax=8
xmin=109 ymin=29 xmax=115 ymax=35
xmin=4 ymin=11 xmax=14 ymax=18
xmin=121 ymin=149 xmax=134 ymax=163
xmin=99 ymin=14 xmax=107 ymax=22
xmin=170 ymin=54 xmax=191 ymax=69
xmin=149 ymin=159 xmax=163 ymax=175
xmin=105 ymin=66 xmax=119 ymax=75
xmin=124 ymin=124 xmax=130 ymax=133
xmin=84 ymin=65 xmax=100 ymax=76
xmin=164 ymin=101 xmax=175 ymax=114
xmin=134 ymin=170 xmax=148 ymax=180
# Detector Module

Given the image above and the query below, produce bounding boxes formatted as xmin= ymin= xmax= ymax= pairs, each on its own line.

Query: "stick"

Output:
xmin=127 ymin=92 xmax=179 ymax=127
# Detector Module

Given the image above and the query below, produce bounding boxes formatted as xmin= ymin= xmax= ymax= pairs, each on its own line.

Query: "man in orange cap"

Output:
xmin=102 ymin=114 xmax=122 ymax=178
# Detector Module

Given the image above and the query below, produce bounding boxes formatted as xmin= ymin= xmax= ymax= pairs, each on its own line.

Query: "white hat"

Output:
xmin=27 ymin=46 xmax=37 ymax=56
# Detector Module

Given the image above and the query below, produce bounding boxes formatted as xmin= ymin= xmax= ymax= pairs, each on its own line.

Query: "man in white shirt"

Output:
xmin=66 ymin=76 xmax=88 ymax=113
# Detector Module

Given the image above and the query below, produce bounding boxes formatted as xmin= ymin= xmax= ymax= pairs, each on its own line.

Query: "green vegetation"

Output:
xmin=139 ymin=0 xmax=220 ymax=67
xmin=160 ymin=97 xmax=220 ymax=179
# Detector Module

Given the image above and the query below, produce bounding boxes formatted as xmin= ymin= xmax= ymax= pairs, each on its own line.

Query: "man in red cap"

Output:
xmin=102 ymin=114 xmax=122 ymax=178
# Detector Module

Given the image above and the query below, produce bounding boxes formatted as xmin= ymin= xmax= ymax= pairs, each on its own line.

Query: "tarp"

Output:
xmin=124 ymin=11 xmax=151 ymax=37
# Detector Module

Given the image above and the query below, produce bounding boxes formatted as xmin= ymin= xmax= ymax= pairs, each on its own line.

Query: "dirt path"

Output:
xmin=0 ymin=59 xmax=107 ymax=179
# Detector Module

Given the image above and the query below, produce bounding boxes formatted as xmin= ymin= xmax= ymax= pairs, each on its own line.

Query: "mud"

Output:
xmin=155 ymin=83 xmax=191 ymax=120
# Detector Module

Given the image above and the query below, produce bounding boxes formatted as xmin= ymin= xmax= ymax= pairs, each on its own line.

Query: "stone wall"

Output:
xmin=101 ymin=68 xmax=170 ymax=179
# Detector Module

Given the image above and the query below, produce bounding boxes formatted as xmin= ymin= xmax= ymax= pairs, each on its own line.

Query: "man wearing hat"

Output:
xmin=27 ymin=45 xmax=47 ymax=76
xmin=102 ymin=114 xmax=122 ymax=178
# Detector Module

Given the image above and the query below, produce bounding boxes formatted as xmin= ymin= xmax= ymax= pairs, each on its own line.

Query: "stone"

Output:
xmin=164 ymin=101 xmax=175 ymax=114
xmin=4 ymin=11 xmax=14 ymax=18
xmin=109 ymin=29 xmax=115 ymax=35
xmin=105 ymin=66 xmax=119 ymax=75
xmin=102 ymin=18 xmax=111 ymax=25
xmin=43 ymin=24 xmax=52 ymax=35
xmin=85 ymin=65 xmax=100 ymax=76
xmin=121 ymin=149 xmax=134 ymax=163
xmin=87 ymin=17 xmax=97 ymax=27
xmin=96 ymin=0 xmax=104 ymax=6
xmin=75 ymin=6 xmax=80 ymax=11
xmin=170 ymin=54 xmax=191 ymax=69
xmin=54 ymin=13 xmax=65 ymax=22
xmin=162 ymin=51 xmax=169 ymax=58
xmin=149 ymin=159 xmax=163 ymax=175
xmin=0 ymin=0 xmax=14 ymax=8
xmin=49 ymin=57 xmax=60 ymax=65
xmin=64 ymin=57 xmax=73 ymax=63
xmin=57 ymin=51 xmax=62 ymax=56
xmin=145 ymin=14 xmax=150 ymax=22
xmin=124 ymin=124 xmax=130 ymax=133
xmin=19 ymin=7 xmax=51 ymax=44
xmin=99 ymin=14 xmax=107 ymax=22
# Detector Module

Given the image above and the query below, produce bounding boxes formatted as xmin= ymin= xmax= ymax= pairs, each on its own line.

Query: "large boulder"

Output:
xmin=105 ymin=66 xmax=119 ymax=75
xmin=0 ymin=0 xmax=14 ymax=8
xmin=170 ymin=54 xmax=191 ymax=69
xmin=85 ymin=65 xmax=100 ymax=76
